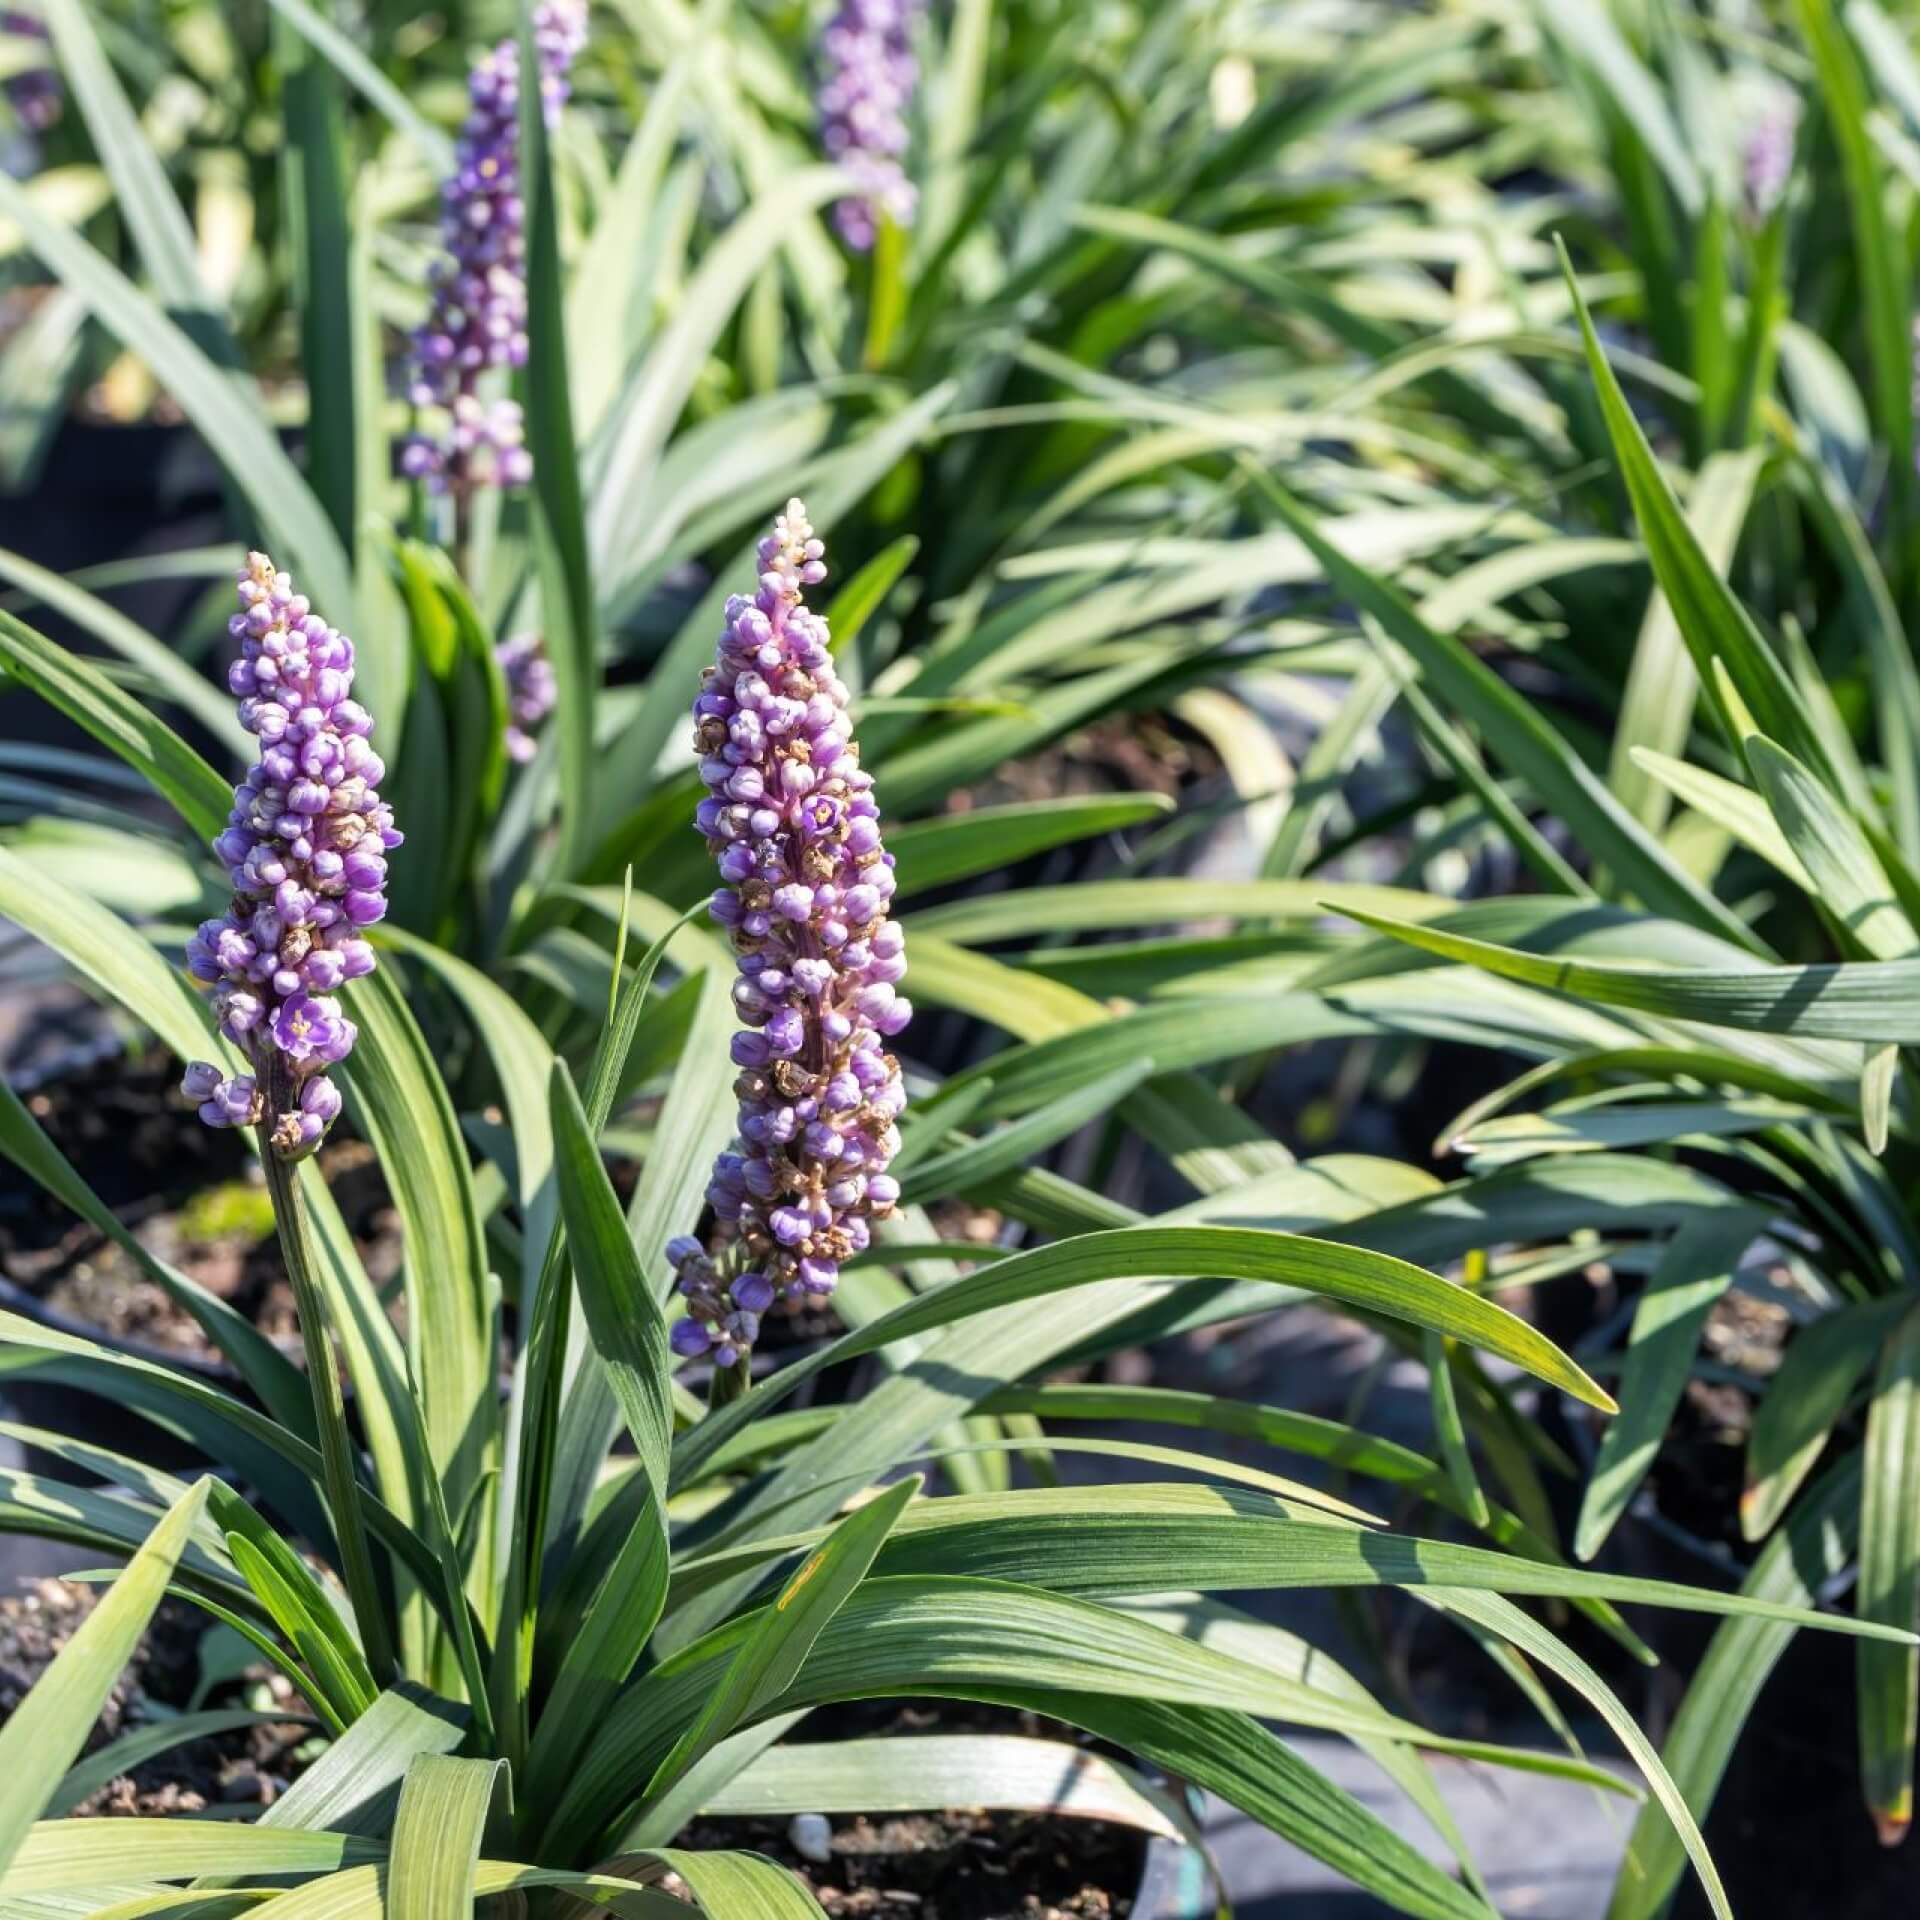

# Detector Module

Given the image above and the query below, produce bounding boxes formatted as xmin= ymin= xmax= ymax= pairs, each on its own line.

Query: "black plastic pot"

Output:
xmin=0 ymin=1268 xmax=247 ymax=1475
xmin=8 ymin=418 xmax=226 ymax=604
xmin=1137 ymin=1832 xmax=1212 ymax=1917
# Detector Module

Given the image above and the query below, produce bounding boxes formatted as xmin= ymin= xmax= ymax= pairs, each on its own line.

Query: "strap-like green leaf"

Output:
xmin=702 ymin=1732 xmax=1180 ymax=1832
xmin=588 ymin=166 xmax=851 ymax=579
xmin=46 ymin=1708 xmax=317 ymax=1821
xmin=1339 ymin=902 xmax=1920 ymax=1043
xmin=517 ymin=17 xmax=598 ymax=881
xmin=0 ymin=1482 xmax=211 ymax=1878
xmin=645 ymin=1477 xmax=922 ymax=1804
xmin=0 ymin=1077 xmax=308 ymax=1430
xmin=0 ymin=1819 xmax=377 ymax=1896
xmin=1033 ymin=1695 xmax=1495 ymax=1920
xmin=1795 ymin=0 xmax=1914 ymax=497
xmin=1858 ymin=1302 xmax=1920 ymax=1840
xmin=0 ymin=548 xmax=238 ymax=746
xmin=0 ymin=172 xmax=357 ymax=635
xmin=1557 ymin=239 xmax=1824 ymax=779
xmin=551 ymin=1575 xmax=1650 ymax=1862
xmin=1631 ymin=748 xmax=1814 ymax=889
xmin=0 ymin=843 xmax=225 ymax=1066
xmin=1244 ymin=470 xmax=1762 ymax=951
xmin=0 ymin=1310 xmax=444 ymax=1607
xmin=340 ymin=968 xmax=495 ymax=1516
xmin=278 ymin=0 xmax=356 ymax=555
xmin=525 ymin=1487 xmax=669 ymax=1811
xmin=38 ymin=0 xmax=216 ymax=325
xmin=259 ymin=0 xmax=453 ymax=168
xmin=0 ymin=606 xmax=230 ymax=841
xmin=1608 ymin=1462 xmax=1861 ymax=1920
xmin=908 ymin=874 xmax=1448 ymax=944
xmin=1743 ymin=1297 xmax=1906 ymax=1541
xmin=826 ymin=1223 xmax=1614 ymax=1410
xmin=1434 ymin=1588 xmax=1732 ymax=1920
xmin=888 ymin=795 xmax=1171 ymax=898
xmin=902 ymin=1060 xmax=1156 ymax=1204
xmin=550 ymin=1060 xmax=673 ymax=1500
xmin=263 ymin=1685 xmax=467 ymax=1839
xmin=388 ymin=1756 xmax=509 ymax=1920
xmin=675 ymin=1481 xmax=1913 ymax=1644
xmin=1575 ymin=1212 xmax=1764 ymax=1561
xmin=224 ymin=1529 xmax=377 ymax=1730
xmin=647 ymin=1848 xmax=836 ymax=1920
xmin=1748 ymin=735 xmax=1919 ymax=962
xmin=1609 ymin=451 xmax=1762 ymax=834
xmin=381 ymin=927 xmax=556 ymax=1295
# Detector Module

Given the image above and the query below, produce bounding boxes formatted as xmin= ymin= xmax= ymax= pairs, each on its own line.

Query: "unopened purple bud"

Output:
xmin=402 ymin=5 xmax=587 ymax=495
xmin=669 ymin=501 xmax=909 ymax=1340
xmin=733 ymin=1272 xmax=777 ymax=1313
xmin=182 ymin=554 xmax=394 ymax=1157
xmin=180 ymin=1061 xmax=224 ymax=1102
xmin=670 ymin=1317 xmax=713 ymax=1359
xmin=818 ymin=1 xmax=923 ymax=251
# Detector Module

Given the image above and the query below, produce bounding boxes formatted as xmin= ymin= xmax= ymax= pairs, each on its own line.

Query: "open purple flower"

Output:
xmin=400 ymin=0 xmax=588 ymax=500
xmin=182 ymin=554 xmax=400 ymax=1160
xmin=497 ymin=630 xmax=557 ymax=763
xmin=669 ymin=500 xmax=909 ymax=1366
xmin=817 ymin=0 xmax=921 ymax=251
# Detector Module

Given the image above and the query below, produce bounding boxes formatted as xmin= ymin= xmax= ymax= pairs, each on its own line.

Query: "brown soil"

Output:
xmin=0 ymin=1578 xmax=313 ymax=1814
xmin=680 ymin=1807 xmax=1145 ymax=1920
xmin=946 ymin=715 xmax=1220 ymax=814
xmin=0 ymin=1051 xmax=403 ymax=1366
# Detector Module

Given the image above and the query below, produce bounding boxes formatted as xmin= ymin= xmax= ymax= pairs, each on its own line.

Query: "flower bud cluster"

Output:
xmin=668 ymin=500 xmax=909 ymax=1367
xmin=2 ymin=9 xmax=61 ymax=133
xmin=399 ymin=1 xmax=588 ymax=497
xmin=1741 ymin=91 xmax=1799 ymax=224
xmin=817 ymin=0 xmax=921 ymax=251
xmin=181 ymin=555 xmax=401 ymax=1160
xmin=497 ymin=630 xmax=556 ymax=763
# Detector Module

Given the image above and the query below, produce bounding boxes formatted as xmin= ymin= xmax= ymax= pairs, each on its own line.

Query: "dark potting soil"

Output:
xmin=1525 ymin=1267 xmax=1920 ymax=1918
xmin=678 ymin=1808 xmax=1143 ymax=1920
xmin=0 ymin=1578 xmax=312 ymax=1814
xmin=1667 ymin=1619 xmax=1920 ymax=1920
xmin=680 ymin=1701 xmax=1152 ymax=1920
xmin=0 ymin=1051 xmax=403 ymax=1366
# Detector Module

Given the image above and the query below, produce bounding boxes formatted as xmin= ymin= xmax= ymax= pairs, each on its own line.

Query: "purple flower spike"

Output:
xmin=1740 ymin=89 xmax=1799 ymax=224
xmin=401 ymin=1 xmax=588 ymax=499
xmin=496 ymin=631 xmax=557 ymax=763
xmin=817 ymin=0 xmax=922 ymax=251
xmin=2 ymin=8 xmax=61 ymax=133
xmin=669 ymin=500 xmax=909 ymax=1364
xmin=181 ymin=554 xmax=400 ymax=1161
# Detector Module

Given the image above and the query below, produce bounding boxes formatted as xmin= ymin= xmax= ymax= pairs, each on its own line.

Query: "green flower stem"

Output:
xmin=259 ymin=1118 xmax=397 ymax=1688
xmin=709 ymin=1357 xmax=752 ymax=1409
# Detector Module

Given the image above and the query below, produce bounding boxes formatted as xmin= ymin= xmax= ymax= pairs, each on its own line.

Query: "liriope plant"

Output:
xmin=1 ymin=0 xmax=1653 ymax=987
xmin=1156 ymin=221 xmax=1920 ymax=1906
xmin=0 ymin=505 xmax=1903 ymax=1920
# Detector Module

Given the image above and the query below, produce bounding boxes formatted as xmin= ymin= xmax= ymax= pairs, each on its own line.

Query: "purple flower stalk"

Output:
xmin=181 ymin=554 xmax=401 ymax=1160
xmin=1740 ymin=91 xmax=1799 ymax=224
xmin=2 ymin=8 xmax=62 ymax=134
xmin=817 ymin=0 xmax=921 ymax=251
xmin=497 ymin=630 xmax=556 ymax=763
xmin=667 ymin=500 xmax=909 ymax=1367
xmin=399 ymin=0 xmax=588 ymax=500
